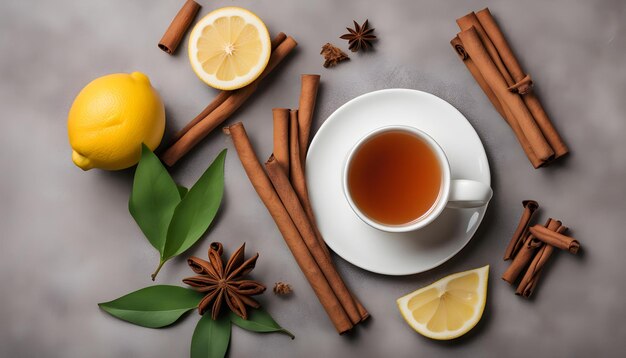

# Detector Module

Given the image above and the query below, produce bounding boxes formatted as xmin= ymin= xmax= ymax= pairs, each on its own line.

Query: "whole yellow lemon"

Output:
xmin=68 ymin=72 xmax=165 ymax=171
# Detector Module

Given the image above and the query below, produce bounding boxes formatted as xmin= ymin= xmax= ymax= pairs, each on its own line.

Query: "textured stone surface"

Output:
xmin=1 ymin=0 xmax=625 ymax=357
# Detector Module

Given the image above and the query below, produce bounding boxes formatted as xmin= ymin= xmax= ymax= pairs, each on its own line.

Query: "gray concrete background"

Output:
xmin=1 ymin=0 xmax=625 ymax=357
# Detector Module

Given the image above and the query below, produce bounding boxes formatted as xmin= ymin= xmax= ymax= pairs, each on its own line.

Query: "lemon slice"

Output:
xmin=188 ymin=7 xmax=271 ymax=90
xmin=397 ymin=265 xmax=489 ymax=340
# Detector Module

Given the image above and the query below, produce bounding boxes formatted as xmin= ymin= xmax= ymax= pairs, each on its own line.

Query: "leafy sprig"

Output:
xmin=129 ymin=145 xmax=226 ymax=280
xmin=99 ymin=285 xmax=293 ymax=358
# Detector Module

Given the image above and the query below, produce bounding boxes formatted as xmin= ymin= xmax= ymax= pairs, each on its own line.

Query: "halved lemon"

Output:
xmin=188 ymin=7 xmax=271 ymax=90
xmin=397 ymin=265 xmax=489 ymax=340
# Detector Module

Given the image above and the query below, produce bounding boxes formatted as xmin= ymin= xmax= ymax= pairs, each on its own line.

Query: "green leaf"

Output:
xmin=191 ymin=313 xmax=231 ymax=358
xmin=129 ymin=144 xmax=181 ymax=253
xmin=230 ymin=307 xmax=295 ymax=339
xmin=177 ymin=185 xmax=188 ymax=199
xmin=98 ymin=285 xmax=203 ymax=328
xmin=162 ymin=149 xmax=226 ymax=261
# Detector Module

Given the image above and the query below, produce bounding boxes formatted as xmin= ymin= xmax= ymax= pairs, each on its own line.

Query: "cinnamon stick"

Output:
xmin=475 ymin=8 xmax=568 ymax=158
xmin=272 ymin=108 xmax=290 ymax=175
xmin=451 ymin=37 xmax=542 ymax=167
xmin=265 ymin=157 xmax=364 ymax=325
xmin=516 ymin=225 xmax=568 ymax=297
xmin=172 ymin=33 xmax=288 ymax=141
xmin=158 ymin=0 xmax=201 ymax=55
xmin=288 ymin=110 xmax=300 ymax=183
xmin=173 ymin=91 xmax=231 ymax=141
xmin=502 ymin=218 xmax=560 ymax=284
xmin=457 ymin=12 xmax=515 ymax=86
xmin=297 ymin=75 xmax=321 ymax=164
xmin=280 ymin=85 xmax=369 ymax=321
xmin=162 ymin=34 xmax=297 ymax=166
xmin=288 ymin=79 xmax=322 ymax=241
xmin=283 ymin=105 xmax=369 ymax=320
xmin=285 ymin=110 xmax=331 ymax=256
xmin=451 ymin=37 xmax=505 ymax=117
xmin=269 ymin=32 xmax=289 ymax=52
xmin=529 ymin=225 xmax=580 ymax=254
xmin=500 ymin=103 xmax=543 ymax=168
xmin=224 ymin=122 xmax=355 ymax=334
xmin=457 ymin=27 xmax=554 ymax=164
xmin=504 ymin=200 xmax=539 ymax=260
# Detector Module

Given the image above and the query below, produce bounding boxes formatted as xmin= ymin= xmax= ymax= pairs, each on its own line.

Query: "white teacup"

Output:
xmin=342 ymin=125 xmax=492 ymax=233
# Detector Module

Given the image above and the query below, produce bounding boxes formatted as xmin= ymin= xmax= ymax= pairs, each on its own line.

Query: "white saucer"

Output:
xmin=306 ymin=89 xmax=491 ymax=276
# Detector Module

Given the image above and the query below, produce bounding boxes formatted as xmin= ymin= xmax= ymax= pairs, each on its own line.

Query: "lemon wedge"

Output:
xmin=188 ymin=7 xmax=271 ymax=90
xmin=397 ymin=265 xmax=489 ymax=340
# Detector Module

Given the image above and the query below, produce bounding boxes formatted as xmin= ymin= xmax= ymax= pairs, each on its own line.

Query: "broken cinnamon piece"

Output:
xmin=528 ymin=225 xmax=580 ymax=254
xmin=516 ymin=225 xmax=568 ymax=297
xmin=320 ymin=43 xmax=350 ymax=68
xmin=502 ymin=218 xmax=560 ymax=284
xmin=504 ymin=200 xmax=539 ymax=260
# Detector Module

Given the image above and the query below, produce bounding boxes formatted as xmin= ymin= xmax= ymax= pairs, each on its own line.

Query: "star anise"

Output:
xmin=183 ymin=242 xmax=266 ymax=320
xmin=340 ymin=19 xmax=377 ymax=52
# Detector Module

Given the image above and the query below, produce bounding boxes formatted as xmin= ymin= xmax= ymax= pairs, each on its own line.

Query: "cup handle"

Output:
xmin=447 ymin=179 xmax=493 ymax=208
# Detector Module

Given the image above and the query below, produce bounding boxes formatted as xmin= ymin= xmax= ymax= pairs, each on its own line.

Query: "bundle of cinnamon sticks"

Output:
xmin=224 ymin=75 xmax=369 ymax=334
xmin=502 ymin=200 xmax=581 ymax=298
xmin=451 ymin=8 xmax=568 ymax=168
xmin=161 ymin=32 xmax=297 ymax=166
